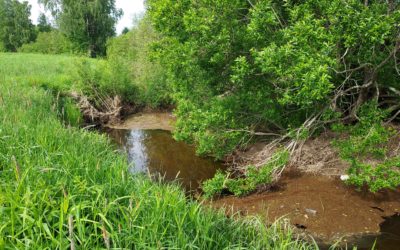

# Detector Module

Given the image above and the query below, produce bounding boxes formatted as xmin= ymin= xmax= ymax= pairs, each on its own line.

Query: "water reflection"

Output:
xmin=126 ymin=130 xmax=148 ymax=173
xmin=107 ymin=129 xmax=225 ymax=191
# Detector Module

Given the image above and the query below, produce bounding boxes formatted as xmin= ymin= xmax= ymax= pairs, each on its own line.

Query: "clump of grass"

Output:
xmin=0 ymin=53 xmax=315 ymax=249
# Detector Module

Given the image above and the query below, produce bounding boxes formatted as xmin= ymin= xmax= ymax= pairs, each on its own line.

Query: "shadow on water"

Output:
xmin=375 ymin=213 xmax=400 ymax=250
xmin=107 ymin=128 xmax=225 ymax=192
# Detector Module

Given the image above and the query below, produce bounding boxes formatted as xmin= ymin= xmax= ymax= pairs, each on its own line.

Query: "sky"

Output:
xmin=25 ymin=0 xmax=145 ymax=34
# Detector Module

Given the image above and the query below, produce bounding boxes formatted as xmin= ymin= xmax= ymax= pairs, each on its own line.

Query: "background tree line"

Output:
xmin=0 ymin=0 xmax=120 ymax=57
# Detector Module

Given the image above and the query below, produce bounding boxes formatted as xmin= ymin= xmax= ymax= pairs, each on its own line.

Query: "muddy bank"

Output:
xmin=211 ymin=171 xmax=400 ymax=249
xmin=107 ymin=112 xmax=175 ymax=131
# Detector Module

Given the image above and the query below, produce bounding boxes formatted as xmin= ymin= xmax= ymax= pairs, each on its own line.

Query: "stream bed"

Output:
xmin=106 ymin=113 xmax=400 ymax=250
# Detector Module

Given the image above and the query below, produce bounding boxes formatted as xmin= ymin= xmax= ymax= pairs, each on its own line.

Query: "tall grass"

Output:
xmin=0 ymin=53 xmax=316 ymax=249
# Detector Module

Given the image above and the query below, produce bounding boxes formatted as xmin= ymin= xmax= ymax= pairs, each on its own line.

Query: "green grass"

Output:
xmin=0 ymin=53 xmax=316 ymax=249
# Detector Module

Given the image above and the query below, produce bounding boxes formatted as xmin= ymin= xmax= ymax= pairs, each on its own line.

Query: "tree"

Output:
xmin=121 ymin=27 xmax=129 ymax=35
xmin=37 ymin=13 xmax=52 ymax=32
xmin=147 ymin=0 xmax=400 ymax=158
xmin=39 ymin=0 xmax=122 ymax=57
xmin=0 ymin=0 xmax=36 ymax=52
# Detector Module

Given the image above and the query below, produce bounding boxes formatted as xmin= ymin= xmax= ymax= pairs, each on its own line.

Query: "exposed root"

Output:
xmin=69 ymin=91 xmax=122 ymax=125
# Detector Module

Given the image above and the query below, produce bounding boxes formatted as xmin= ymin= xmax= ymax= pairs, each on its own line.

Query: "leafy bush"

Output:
xmin=333 ymin=102 xmax=400 ymax=192
xmin=106 ymin=17 xmax=171 ymax=108
xmin=19 ymin=30 xmax=77 ymax=55
xmin=147 ymin=0 xmax=400 ymax=159
xmin=203 ymin=150 xmax=289 ymax=198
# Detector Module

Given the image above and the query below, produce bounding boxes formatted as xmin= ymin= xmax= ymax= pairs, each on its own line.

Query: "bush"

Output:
xmin=19 ymin=30 xmax=77 ymax=55
xmin=106 ymin=17 xmax=171 ymax=108
xmin=333 ymin=102 xmax=400 ymax=192
xmin=147 ymin=0 xmax=400 ymax=159
xmin=203 ymin=150 xmax=289 ymax=198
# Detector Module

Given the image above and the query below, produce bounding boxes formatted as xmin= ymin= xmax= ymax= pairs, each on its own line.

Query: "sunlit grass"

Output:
xmin=0 ymin=53 xmax=316 ymax=249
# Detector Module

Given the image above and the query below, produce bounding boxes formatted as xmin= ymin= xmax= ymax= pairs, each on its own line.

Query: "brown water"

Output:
xmin=107 ymin=128 xmax=224 ymax=191
xmin=106 ymin=113 xmax=400 ymax=249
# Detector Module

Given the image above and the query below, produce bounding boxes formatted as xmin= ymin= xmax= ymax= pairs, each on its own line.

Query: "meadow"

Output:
xmin=0 ymin=53 xmax=315 ymax=249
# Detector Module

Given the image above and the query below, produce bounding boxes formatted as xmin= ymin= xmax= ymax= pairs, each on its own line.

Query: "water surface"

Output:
xmin=107 ymin=128 xmax=224 ymax=191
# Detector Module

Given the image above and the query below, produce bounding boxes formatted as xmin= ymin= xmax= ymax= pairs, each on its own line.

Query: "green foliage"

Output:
xmin=0 ymin=53 xmax=77 ymax=92
xmin=202 ymin=170 xmax=229 ymax=199
xmin=40 ymin=0 xmax=122 ymax=57
xmin=0 ymin=52 xmax=315 ymax=249
xmin=121 ymin=27 xmax=129 ymax=34
xmin=333 ymin=102 xmax=400 ymax=192
xmin=147 ymin=0 xmax=400 ymax=158
xmin=106 ymin=17 xmax=171 ymax=108
xmin=0 ymin=0 xmax=36 ymax=51
xmin=57 ymin=97 xmax=83 ymax=126
xmin=203 ymin=150 xmax=289 ymax=198
xmin=37 ymin=13 xmax=52 ymax=33
xmin=73 ymin=58 xmax=137 ymax=103
xmin=19 ymin=30 xmax=76 ymax=55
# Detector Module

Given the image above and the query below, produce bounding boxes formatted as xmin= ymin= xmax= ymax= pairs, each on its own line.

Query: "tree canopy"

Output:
xmin=0 ymin=0 xmax=36 ymax=52
xmin=37 ymin=13 xmax=52 ymax=33
xmin=39 ymin=0 xmax=122 ymax=57
xmin=146 ymin=0 xmax=400 ymax=158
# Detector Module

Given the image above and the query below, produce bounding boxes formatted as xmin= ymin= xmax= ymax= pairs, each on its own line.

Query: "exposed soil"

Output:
xmin=232 ymin=131 xmax=350 ymax=176
xmin=107 ymin=112 xmax=175 ymax=131
xmin=211 ymin=171 xmax=400 ymax=249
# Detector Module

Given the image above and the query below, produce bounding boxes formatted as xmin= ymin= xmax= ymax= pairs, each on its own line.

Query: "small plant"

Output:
xmin=203 ymin=150 xmax=289 ymax=198
xmin=202 ymin=170 xmax=230 ymax=199
xmin=333 ymin=102 xmax=400 ymax=192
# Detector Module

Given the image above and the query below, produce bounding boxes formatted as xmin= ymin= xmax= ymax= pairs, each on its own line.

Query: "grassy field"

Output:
xmin=0 ymin=53 xmax=315 ymax=249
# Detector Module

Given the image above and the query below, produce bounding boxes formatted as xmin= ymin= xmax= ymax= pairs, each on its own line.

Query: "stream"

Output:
xmin=106 ymin=113 xmax=224 ymax=191
xmin=106 ymin=112 xmax=400 ymax=250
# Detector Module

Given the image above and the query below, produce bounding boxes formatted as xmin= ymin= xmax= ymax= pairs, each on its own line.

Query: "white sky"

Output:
xmin=24 ymin=0 xmax=145 ymax=34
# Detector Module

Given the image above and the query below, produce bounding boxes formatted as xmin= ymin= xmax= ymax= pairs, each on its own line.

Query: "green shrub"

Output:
xmin=202 ymin=170 xmax=229 ymax=198
xmin=333 ymin=102 xmax=400 ymax=192
xmin=147 ymin=0 xmax=400 ymax=159
xmin=106 ymin=17 xmax=171 ymax=108
xmin=19 ymin=30 xmax=77 ymax=55
xmin=203 ymin=150 xmax=289 ymax=198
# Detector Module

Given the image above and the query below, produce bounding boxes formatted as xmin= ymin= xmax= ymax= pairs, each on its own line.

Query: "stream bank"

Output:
xmin=105 ymin=112 xmax=400 ymax=249
xmin=211 ymin=171 xmax=400 ymax=249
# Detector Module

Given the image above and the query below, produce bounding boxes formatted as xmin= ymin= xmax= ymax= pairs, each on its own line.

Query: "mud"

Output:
xmin=212 ymin=172 xmax=400 ymax=249
xmin=107 ymin=112 xmax=175 ymax=131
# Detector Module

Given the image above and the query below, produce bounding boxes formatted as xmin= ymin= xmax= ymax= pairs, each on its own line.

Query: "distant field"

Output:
xmin=0 ymin=53 xmax=314 ymax=249
xmin=0 ymin=53 xmax=93 ymax=93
